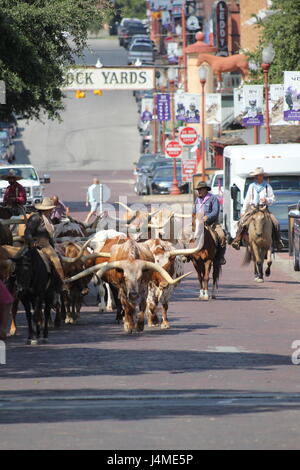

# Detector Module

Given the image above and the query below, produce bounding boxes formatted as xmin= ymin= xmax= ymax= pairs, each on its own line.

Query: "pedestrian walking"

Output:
xmin=84 ymin=178 xmax=101 ymax=224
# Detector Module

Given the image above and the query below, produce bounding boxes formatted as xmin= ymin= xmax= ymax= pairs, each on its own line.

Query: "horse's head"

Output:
xmin=250 ymin=209 xmax=268 ymax=239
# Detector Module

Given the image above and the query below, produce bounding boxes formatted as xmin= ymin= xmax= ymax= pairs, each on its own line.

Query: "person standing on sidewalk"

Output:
xmin=84 ymin=178 xmax=100 ymax=224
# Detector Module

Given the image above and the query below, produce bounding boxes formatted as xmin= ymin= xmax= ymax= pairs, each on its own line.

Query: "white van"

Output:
xmin=0 ymin=164 xmax=45 ymax=207
xmin=223 ymin=143 xmax=300 ymax=238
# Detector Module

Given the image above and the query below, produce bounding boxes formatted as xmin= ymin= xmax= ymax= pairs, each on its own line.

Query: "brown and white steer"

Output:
xmin=65 ymin=238 xmax=190 ymax=333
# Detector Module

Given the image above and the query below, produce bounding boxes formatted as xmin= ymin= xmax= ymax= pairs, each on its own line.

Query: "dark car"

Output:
xmin=133 ymin=154 xmax=165 ymax=193
xmin=0 ymin=114 xmax=17 ymax=137
xmin=272 ymin=191 xmax=300 ymax=251
xmin=151 ymin=164 xmax=189 ymax=195
xmin=123 ymin=25 xmax=147 ymax=49
xmin=0 ymin=130 xmax=15 ymax=163
xmin=136 ymin=157 xmax=168 ymax=195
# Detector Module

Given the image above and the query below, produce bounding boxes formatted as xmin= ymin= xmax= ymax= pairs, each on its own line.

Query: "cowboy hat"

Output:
xmin=1 ymin=169 xmax=22 ymax=181
xmin=196 ymin=181 xmax=211 ymax=191
xmin=249 ymin=167 xmax=267 ymax=177
xmin=34 ymin=197 xmax=56 ymax=211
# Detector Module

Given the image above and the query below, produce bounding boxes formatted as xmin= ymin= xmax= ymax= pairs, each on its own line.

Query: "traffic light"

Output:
xmin=75 ymin=90 xmax=85 ymax=99
xmin=93 ymin=90 xmax=103 ymax=96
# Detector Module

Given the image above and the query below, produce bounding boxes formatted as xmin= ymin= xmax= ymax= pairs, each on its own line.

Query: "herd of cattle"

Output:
xmin=0 ymin=203 xmax=220 ymax=344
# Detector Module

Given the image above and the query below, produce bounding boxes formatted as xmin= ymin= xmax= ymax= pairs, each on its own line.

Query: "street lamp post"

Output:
xmin=181 ymin=0 xmax=188 ymax=92
xmin=199 ymin=66 xmax=208 ymax=181
xmin=262 ymin=44 xmax=275 ymax=144
xmin=168 ymin=67 xmax=181 ymax=196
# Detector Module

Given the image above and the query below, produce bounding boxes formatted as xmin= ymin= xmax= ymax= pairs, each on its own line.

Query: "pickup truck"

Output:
xmin=0 ymin=164 xmax=49 ymax=207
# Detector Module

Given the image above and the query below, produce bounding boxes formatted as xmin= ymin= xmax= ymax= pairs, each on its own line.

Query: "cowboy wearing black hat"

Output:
xmin=193 ymin=181 xmax=226 ymax=265
xmin=1 ymin=169 xmax=27 ymax=215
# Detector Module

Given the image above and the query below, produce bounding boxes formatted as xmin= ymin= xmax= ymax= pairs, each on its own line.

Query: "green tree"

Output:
xmin=247 ymin=0 xmax=300 ymax=84
xmin=114 ymin=0 xmax=146 ymax=20
xmin=0 ymin=0 xmax=110 ymax=120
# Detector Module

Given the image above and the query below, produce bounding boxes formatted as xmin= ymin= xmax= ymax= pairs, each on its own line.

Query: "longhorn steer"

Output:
xmin=65 ymin=238 xmax=190 ymax=333
xmin=143 ymin=233 xmax=204 ymax=328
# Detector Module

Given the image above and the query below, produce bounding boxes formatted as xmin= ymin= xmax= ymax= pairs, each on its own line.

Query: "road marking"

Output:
xmin=206 ymin=346 xmax=250 ymax=353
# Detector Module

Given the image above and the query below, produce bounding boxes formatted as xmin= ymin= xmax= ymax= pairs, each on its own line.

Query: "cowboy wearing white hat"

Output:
xmin=231 ymin=167 xmax=283 ymax=250
xmin=24 ymin=197 xmax=65 ymax=284
xmin=1 ymin=169 xmax=27 ymax=215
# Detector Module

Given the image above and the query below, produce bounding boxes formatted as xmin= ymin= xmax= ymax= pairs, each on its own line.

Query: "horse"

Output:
xmin=12 ymin=248 xmax=60 ymax=344
xmin=189 ymin=224 xmax=223 ymax=301
xmin=197 ymin=53 xmax=249 ymax=90
xmin=243 ymin=206 xmax=273 ymax=283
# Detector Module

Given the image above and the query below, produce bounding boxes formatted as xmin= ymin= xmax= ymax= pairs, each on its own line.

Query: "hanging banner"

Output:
xmin=205 ymin=93 xmax=222 ymax=125
xmin=270 ymin=84 xmax=296 ymax=126
xmin=141 ymin=97 xmax=154 ymax=122
xmin=242 ymin=85 xmax=264 ymax=127
xmin=175 ymin=93 xmax=200 ymax=123
xmin=216 ymin=1 xmax=228 ymax=56
xmin=150 ymin=0 xmax=172 ymax=11
xmin=233 ymin=88 xmax=244 ymax=119
xmin=284 ymin=71 xmax=300 ymax=121
xmin=63 ymin=67 xmax=155 ymax=91
xmin=156 ymin=94 xmax=171 ymax=121
xmin=167 ymin=42 xmax=178 ymax=64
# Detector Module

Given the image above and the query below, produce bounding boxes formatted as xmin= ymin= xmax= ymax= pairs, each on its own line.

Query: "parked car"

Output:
xmin=128 ymin=41 xmax=154 ymax=65
xmin=151 ymin=164 xmax=189 ymax=195
xmin=136 ymin=157 xmax=168 ymax=195
xmin=0 ymin=113 xmax=18 ymax=137
xmin=0 ymin=130 xmax=15 ymax=163
xmin=128 ymin=34 xmax=153 ymax=49
xmin=272 ymin=191 xmax=300 ymax=251
xmin=118 ymin=19 xmax=145 ymax=48
xmin=133 ymin=154 xmax=165 ymax=192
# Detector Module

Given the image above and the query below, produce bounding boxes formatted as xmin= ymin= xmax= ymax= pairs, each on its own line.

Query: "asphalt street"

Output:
xmin=2 ymin=37 xmax=300 ymax=451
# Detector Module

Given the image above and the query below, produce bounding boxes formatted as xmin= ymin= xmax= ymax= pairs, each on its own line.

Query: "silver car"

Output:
xmin=128 ymin=42 xmax=154 ymax=65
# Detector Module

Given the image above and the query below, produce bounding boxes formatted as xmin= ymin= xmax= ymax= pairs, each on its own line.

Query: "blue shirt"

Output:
xmin=193 ymin=193 xmax=220 ymax=225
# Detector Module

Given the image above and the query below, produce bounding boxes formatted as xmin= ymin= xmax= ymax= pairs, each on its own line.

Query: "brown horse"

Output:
xmin=243 ymin=207 xmax=273 ymax=283
xmin=189 ymin=225 xmax=222 ymax=301
xmin=197 ymin=53 xmax=249 ymax=89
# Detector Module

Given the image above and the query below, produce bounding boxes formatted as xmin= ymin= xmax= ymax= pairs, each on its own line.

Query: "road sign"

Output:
xmin=182 ymin=159 xmax=197 ymax=182
xmin=179 ymin=126 xmax=198 ymax=146
xmin=165 ymin=140 xmax=183 ymax=158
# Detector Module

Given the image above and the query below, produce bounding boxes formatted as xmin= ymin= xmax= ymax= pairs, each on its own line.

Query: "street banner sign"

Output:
xmin=156 ymin=94 xmax=171 ymax=121
xmin=233 ymin=87 xmax=244 ymax=119
xmin=182 ymin=159 xmax=197 ymax=182
xmin=175 ymin=92 xmax=200 ymax=123
xmin=242 ymin=85 xmax=264 ymax=127
xmin=63 ymin=67 xmax=155 ymax=91
xmin=141 ymin=97 xmax=154 ymax=121
xmin=284 ymin=71 xmax=300 ymax=121
xmin=165 ymin=140 xmax=183 ymax=158
xmin=206 ymin=93 xmax=222 ymax=125
xmin=270 ymin=84 xmax=296 ymax=125
xmin=179 ymin=126 xmax=198 ymax=146
xmin=0 ymin=81 xmax=6 ymax=105
xmin=216 ymin=1 xmax=229 ymax=56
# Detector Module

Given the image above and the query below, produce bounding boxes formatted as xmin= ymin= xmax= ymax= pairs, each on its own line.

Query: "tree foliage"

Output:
xmin=247 ymin=0 xmax=300 ymax=84
xmin=0 ymin=0 xmax=110 ymax=120
xmin=114 ymin=0 xmax=146 ymax=20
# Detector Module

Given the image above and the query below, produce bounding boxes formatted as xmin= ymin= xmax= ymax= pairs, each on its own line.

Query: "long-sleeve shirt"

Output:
xmin=242 ymin=182 xmax=275 ymax=214
xmin=192 ymin=193 xmax=220 ymax=225
xmin=24 ymin=213 xmax=55 ymax=246
xmin=3 ymin=182 xmax=26 ymax=206
xmin=51 ymin=201 xmax=67 ymax=221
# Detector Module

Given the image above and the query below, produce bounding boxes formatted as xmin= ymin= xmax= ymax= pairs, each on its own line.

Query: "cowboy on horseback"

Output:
xmin=1 ymin=169 xmax=27 ymax=217
xmin=192 ymin=181 xmax=227 ymax=265
xmin=231 ymin=167 xmax=284 ymax=251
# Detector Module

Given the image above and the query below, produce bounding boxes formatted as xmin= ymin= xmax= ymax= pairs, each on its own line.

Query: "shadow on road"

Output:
xmin=0 ymin=388 xmax=298 ymax=425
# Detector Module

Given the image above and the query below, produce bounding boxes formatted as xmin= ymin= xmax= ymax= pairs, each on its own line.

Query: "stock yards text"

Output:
xmin=107 ymin=454 xmax=194 ymax=468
